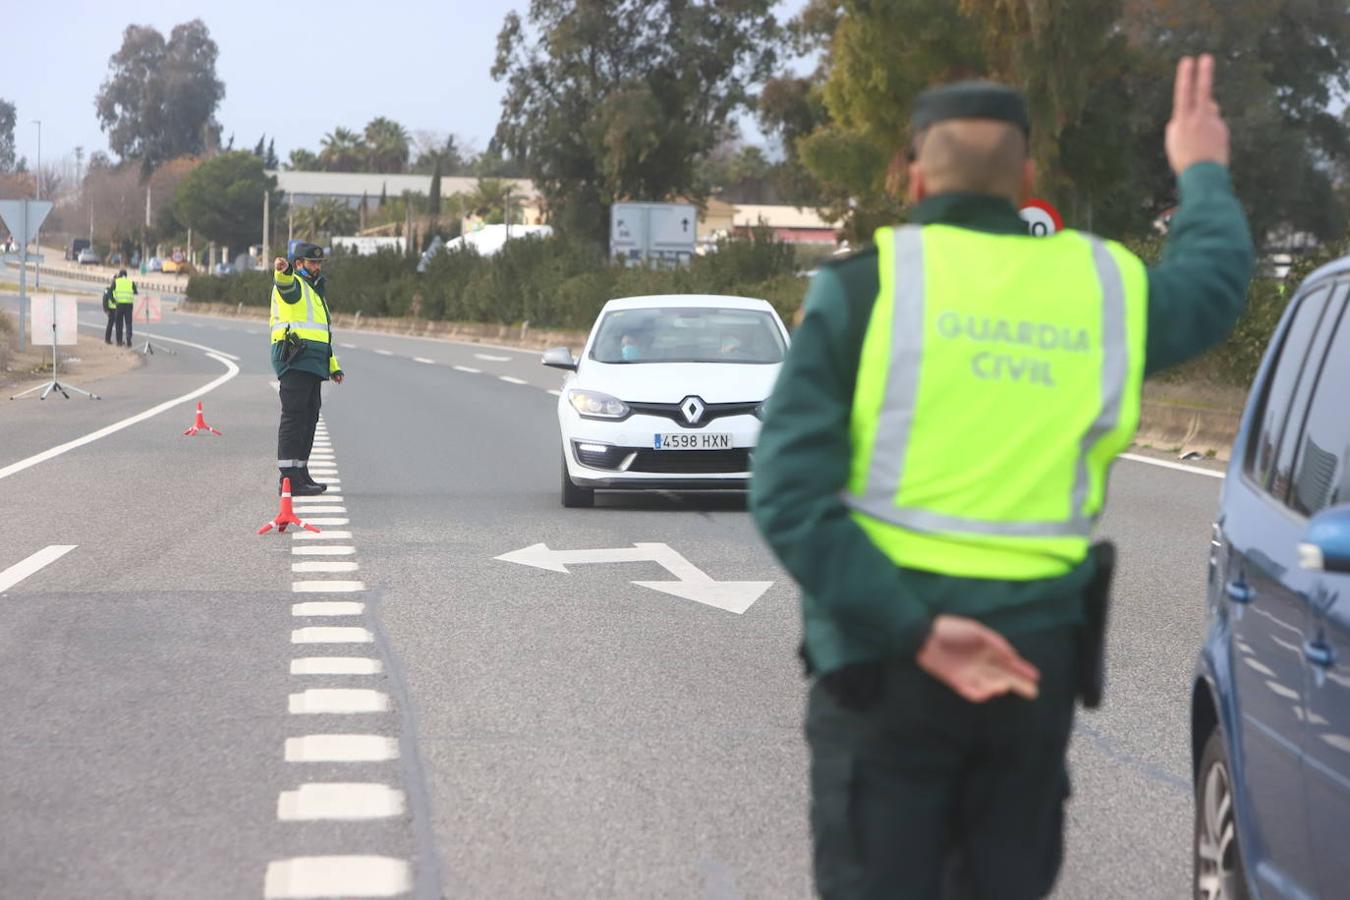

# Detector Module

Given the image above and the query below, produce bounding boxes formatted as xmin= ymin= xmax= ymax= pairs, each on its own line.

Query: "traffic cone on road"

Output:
xmin=257 ymin=478 xmax=321 ymax=535
xmin=183 ymin=401 xmax=222 ymax=436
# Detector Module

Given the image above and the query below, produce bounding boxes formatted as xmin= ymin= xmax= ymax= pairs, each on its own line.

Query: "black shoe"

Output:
xmin=279 ymin=468 xmax=327 ymax=497
xmin=299 ymin=468 xmax=329 ymax=493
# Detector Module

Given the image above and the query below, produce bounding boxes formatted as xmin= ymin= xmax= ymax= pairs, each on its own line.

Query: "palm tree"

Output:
xmin=319 ymin=127 xmax=365 ymax=172
xmin=364 ymin=117 xmax=410 ymax=174
xmin=295 ymin=196 xmax=359 ymax=241
xmin=467 ymin=178 xmax=523 ymax=224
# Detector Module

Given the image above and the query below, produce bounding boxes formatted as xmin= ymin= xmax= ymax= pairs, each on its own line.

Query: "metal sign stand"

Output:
xmin=10 ymin=292 xmax=100 ymax=400
xmin=136 ymin=296 xmax=174 ymax=356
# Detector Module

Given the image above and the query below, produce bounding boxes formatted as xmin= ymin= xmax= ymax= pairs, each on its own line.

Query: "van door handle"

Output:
xmin=1225 ymin=581 xmax=1253 ymax=604
xmin=1304 ymin=641 xmax=1334 ymax=668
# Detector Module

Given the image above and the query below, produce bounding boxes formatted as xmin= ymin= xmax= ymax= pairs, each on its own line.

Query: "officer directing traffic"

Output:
xmin=271 ymin=242 xmax=344 ymax=497
xmin=751 ymin=56 xmax=1253 ymax=898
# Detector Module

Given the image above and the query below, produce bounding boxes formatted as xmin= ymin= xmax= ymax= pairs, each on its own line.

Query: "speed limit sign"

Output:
xmin=1019 ymin=198 xmax=1064 ymax=237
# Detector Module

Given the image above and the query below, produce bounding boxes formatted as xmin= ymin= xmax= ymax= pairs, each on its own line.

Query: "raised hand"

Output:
xmin=916 ymin=614 xmax=1041 ymax=703
xmin=1166 ymin=54 xmax=1230 ymax=174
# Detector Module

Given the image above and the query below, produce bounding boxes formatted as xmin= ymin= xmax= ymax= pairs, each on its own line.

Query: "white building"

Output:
xmin=268 ymin=170 xmax=539 ymax=212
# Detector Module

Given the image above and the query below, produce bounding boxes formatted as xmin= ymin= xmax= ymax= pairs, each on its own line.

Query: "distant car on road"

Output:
xmin=1193 ymin=255 xmax=1350 ymax=899
xmin=161 ymin=258 xmax=184 ymax=274
xmin=76 ymin=247 xmax=100 ymax=265
xmin=146 ymin=257 xmax=163 ymax=272
xmin=67 ymin=239 xmax=91 ymax=261
xmin=544 ymin=294 xmax=789 ymax=508
xmin=212 ymin=262 xmax=234 ymax=276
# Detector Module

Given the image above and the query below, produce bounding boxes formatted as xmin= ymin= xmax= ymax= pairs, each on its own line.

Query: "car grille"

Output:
xmin=627 ymin=449 xmax=751 ymax=474
xmin=626 ymin=401 xmax=760 ymax=429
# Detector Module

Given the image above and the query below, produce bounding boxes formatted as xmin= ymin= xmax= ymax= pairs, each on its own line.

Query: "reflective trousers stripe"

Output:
xmin=851 ymin=229 xmax=1128 ymax=540
xmin=278 ymin=459 xmax=308 ymax=468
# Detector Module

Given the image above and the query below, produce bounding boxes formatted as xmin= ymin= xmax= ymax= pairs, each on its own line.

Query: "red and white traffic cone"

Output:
xmin=257 ymin=478 xmax=321 ymax=535
xmin=183 ymin=401 xmax=222 ymax=436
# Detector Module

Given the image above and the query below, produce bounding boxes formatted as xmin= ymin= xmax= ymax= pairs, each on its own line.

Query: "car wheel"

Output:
xmin=1194 ymin=728 xmax=1250 ymax=900
xmin=561 ymin=455 xmax=594 ymax=508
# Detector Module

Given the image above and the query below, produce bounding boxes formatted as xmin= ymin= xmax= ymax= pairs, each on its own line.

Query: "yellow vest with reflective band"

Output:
xmin=112 ymin=276 xmax=135 ymax=305
xmin=845 ymin=224 xmax=1147 ymax=580
xmin=270 ymin=275 xmax=331 ymax=344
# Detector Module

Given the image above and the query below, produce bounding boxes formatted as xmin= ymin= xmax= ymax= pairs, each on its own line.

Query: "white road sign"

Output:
xmin=30 ymin=295 xmax=79 ymax=346
xmin=495 ymin=542 xmax=773 ymax=614
xmin=610 ymin=202 xmax=697 ymax=264
xmin=0 ymin=199 xmax=53 ymax=245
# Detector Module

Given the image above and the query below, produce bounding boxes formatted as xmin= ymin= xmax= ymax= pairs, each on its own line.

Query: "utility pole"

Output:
xmin=32 ymin=119 xmax=41 ymax=290
xmin=262 ymin=190 xmax=270 ymax=266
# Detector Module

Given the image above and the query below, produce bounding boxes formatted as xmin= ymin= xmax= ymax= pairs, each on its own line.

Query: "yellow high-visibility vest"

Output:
xmin=845 ymin=224 xmax=1147 ymax=580
xmin=112 ymin=276 xmax=135 ymax=305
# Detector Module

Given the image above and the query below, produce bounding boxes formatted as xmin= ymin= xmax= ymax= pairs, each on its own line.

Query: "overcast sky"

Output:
xmin=2 ymin=1 xmax=807 ymax=171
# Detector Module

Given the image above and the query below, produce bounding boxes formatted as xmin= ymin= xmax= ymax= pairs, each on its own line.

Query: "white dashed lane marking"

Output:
xmin=338 ymin=342 xmax=357 ymax=349
xmin=284 ymin=734 xmax=398 ymax=762
xmin=292 ymin=580 xmax=366 ymax=593
xmin=291 ymin=560 xmax=357 ymax=572
xmin=291 ymin=657 xmax=383 ymax=675
xmin=499 ymin=376 xmax=527 ymax=385
xmin=413 ymin=357 xmax=435 ymax=364
xmin=289 ymin=688 xmax=390 ymax=714
xmin=264 ymin=856 xmax=410 ymax=898
xmin=547 ymin=389 xmax=561 ymax=397
xmin=374 ymin=349 xmax=393 ymax=356
xmin=290 ymin=495 xmax=342 ymax=504
xmin=300 ymin=517 xmax=350 ymax=526
xmin=292 ymin=530 xmax=353 ymax=541
xmin=291 ymin=601 xmax=365 ymax=617
xmin=291 ymin=626 xmax=374 ymax=644
xmin=293 ymin=507 xmax=347 ymax=516
xmin=475 ymin=353 xmax=511 ymax=362
xmin=0 ymin=545 xmax=77 ymax=593
xmin=291 ymin=546 xmax=357 ymax=556
xmin=452 ymin=365 xmax=480 ymax=374
xmin=277 ymin=783 xmax=406 ymax=821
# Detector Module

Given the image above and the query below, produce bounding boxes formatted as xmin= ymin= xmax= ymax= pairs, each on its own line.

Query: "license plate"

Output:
xmin=654 ymin=432 xmax=732 ymax=450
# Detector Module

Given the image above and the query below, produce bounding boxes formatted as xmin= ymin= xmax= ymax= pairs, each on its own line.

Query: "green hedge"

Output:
xmin=186 ymin=230 xmax=809 ymax=331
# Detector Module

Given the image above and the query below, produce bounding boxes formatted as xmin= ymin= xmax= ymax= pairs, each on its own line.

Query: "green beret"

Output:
xmin=911 ymin=81 xmax=1030 ymax=136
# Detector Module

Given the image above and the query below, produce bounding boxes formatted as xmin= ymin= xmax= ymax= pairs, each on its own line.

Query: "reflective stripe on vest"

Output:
xmin=843 ymin=224 xmax=1146 ymax=579
xmin=112 ymin=276 xmax=135 ymax=304
xmin=270 ymin=276 xmax=330 ymax=343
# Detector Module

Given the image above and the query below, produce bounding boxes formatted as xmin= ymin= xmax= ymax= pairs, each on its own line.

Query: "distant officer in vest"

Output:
xmin=102 ymin=280 xmax=118 ymax=344
xmin=111 ymin=269 xmax=137 ymax=347
xmin=271 ymin=242 xmax=344 ymax=497
xmin=752 ymin=56 xmax=1252 ymax=899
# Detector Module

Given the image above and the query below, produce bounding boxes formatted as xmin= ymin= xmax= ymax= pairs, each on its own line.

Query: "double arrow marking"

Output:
xmin=495 ymin=542 xmax=772 ymax=615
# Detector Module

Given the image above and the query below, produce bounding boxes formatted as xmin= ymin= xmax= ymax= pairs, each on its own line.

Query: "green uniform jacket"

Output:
xmin=751 ymin=162 xmax=1255 ymax=675
xmin=270 ymin=270 xmax=343 ymax=380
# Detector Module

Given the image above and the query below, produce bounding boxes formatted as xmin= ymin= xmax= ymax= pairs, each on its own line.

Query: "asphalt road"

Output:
xmin=0 ymin=304 xmax=1225 ymax=898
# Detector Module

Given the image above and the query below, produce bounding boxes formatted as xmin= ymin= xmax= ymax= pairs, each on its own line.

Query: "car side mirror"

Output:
xmin=1299 ymin=504 xmax=1350 ymax=574
xmin=541 ymin=347 xmax=577 ymax=371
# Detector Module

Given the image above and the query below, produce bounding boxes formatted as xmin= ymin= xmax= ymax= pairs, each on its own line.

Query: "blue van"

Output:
xmin=1193 ymin=258 xmax=1350 ymax=899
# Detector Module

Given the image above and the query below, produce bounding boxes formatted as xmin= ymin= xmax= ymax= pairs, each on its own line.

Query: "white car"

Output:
xmin=544 ymin=294 xmax=790 ymax=507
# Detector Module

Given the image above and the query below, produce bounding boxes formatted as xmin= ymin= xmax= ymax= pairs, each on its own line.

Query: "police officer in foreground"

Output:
xmin=111 ymin=269 xmax=137 ymax=347
xmin=271 ymin=242 xmax=344 ymax=496
xmin=751 ymin=56 xmax=1253 ymax=898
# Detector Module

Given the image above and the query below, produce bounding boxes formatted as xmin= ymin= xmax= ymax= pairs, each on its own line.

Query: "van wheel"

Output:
xmin=561 ymin=456 xmax=594 ymax=508
xmin=1194 ymin=728 xmax=1249 ymax=900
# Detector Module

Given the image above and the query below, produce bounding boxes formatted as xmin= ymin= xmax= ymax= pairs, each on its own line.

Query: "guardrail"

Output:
xmin=2 ymin=259 xmax=187 ymax=295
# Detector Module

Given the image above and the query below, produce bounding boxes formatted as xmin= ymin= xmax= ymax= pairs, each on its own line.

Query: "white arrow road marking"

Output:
xmin=0 ymin=545 xmax=77 ymax=593
xmin=495 ymin=542 xmax=772 ymax=614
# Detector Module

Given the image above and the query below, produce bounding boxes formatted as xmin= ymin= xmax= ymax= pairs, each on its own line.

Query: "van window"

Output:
xmin=1246 ymin=285 xmax=1331 ymax=490
xmin=1270 ymin=285 xmax=1346 ymax=504
xmin=1290 ymin=298 xmax=1350 ymax=516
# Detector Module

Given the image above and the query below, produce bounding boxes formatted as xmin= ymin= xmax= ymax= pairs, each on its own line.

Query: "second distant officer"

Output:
xmin=271 ymin=242 xmax=344 ymax=496
xmin=111 ymin=269 xmax=137 ymax=346
xmin=102 ymin=281 xmax=118 ymax=344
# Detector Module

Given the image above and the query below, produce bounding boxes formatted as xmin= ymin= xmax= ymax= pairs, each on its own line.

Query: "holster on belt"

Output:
xmin=282 ymin=328 xmax=307 ymax=364
xmin=1077 ymin=541 xmax=1116 ymax=709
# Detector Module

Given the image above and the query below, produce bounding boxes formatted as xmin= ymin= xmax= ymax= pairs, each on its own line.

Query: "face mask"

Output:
xmin=621 ymin=344 xmax=639 ymax=362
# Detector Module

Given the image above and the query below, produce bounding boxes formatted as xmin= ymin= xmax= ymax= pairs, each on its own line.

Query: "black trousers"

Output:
xmin=807 ymin=627 xmax=1079 ymax=900
xmin=277 ymin=370 xmax=323 ymax=468
xmin=114 ymin=304 xmax=133 ymax=344
xmin=104 ymin=308 xmax=116 ymax=342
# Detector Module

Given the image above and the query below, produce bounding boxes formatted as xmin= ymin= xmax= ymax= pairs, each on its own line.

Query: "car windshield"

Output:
xmin=590 ymin=306 xmax=786 ymax=365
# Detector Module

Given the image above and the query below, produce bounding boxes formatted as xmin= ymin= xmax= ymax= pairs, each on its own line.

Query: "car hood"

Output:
xmin=575 ymin=361 xmax=781 ymax=403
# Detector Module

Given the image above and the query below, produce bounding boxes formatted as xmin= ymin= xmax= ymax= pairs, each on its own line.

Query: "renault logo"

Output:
xmin=679 ymin=396 xmax=705 ymax=425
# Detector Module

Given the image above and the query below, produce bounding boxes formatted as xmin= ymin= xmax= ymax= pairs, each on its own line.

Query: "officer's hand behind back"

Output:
xmin=1166 ymin=54 xmax=1230 ymax=173
xmin=916 ymin=615 xmax=1040 ymax=703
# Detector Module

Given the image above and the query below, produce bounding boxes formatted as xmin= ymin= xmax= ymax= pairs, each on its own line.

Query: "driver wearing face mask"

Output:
xmin=619 ymin=332 xmax=642 ymax=362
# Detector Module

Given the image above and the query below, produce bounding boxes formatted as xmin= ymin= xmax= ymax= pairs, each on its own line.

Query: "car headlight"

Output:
xmin=568 ymin=389 xmax=629 ymax=419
